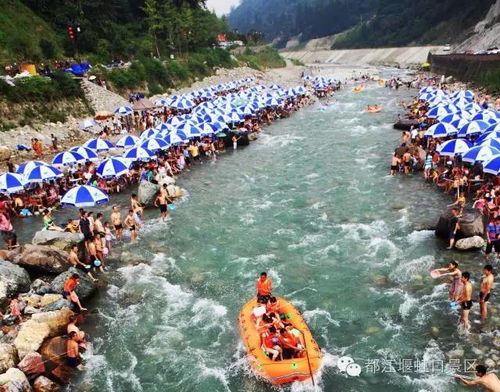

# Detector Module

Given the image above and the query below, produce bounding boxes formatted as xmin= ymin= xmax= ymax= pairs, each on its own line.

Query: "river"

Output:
xmin=46 ymin=71 xmax=492 ymax=392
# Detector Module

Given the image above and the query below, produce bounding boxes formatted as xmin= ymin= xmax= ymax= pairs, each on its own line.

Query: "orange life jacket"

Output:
xmin=256 ymin=278 xmax=272 ymax=296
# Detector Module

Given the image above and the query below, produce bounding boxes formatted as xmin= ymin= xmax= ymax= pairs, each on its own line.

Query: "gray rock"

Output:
xmin=33 ymin=375 xmax=60 ymax=392
xmin=0 ymin=260 xmax=31 ymax=306
xmin=0 ymin=343 xmax=18 ymax=373
xmin=436 ymin=207 xmax=487 ymax=240
xmin=23 ymin=306 xmax=41 ymax=315
xmin=137 ymin=180 xmax=159 ymax=207
xmin=455 ymin=236 xmax=486 ymax=250
xmin=10 ymin=245 xmax=70 ymax=274
xmin=31 ymin=279 xmax=53 ymax=296
xmin=0 ymin=367 xmax=31 ymax=392
xmin=51 ymin=267 xmax=97 ymax=300
xmin=44 ymin=299 xmax=73 ymax=312
xmin=32 ymin=231 xmax=84 ymax=253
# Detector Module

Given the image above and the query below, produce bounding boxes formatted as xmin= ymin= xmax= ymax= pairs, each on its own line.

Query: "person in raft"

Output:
xmin=455 ymin=364 xmax=500 ymax=392
xmin=256 ymin=272 xmax=272 ymax=303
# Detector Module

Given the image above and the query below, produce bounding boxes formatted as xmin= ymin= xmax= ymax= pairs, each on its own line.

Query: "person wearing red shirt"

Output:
xmin=63 ymin=274 xmax=87 ymax=312
xmin=262 ymin=326 xmax=282 ymax=361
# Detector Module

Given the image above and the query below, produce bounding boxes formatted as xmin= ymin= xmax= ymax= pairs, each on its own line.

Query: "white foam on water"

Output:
xmin=239 ymin=212 xmax=256 ymax=225
xmin=288 ymin=234 xmax=325 ymax=250
xmin=315 ymin=244 xmax=340 ymax=256
xmin=390 ymin=255 xmax=435 ymax=284
xmin=303 ymin=308 xmax=340 ymax=327
xmin=257 ymin=133 xmax=306 ymax=148
xmin=274 ymin=228 xmax=296 ymax=236
xmin=407 ymin=230 xmax=435 ymax=244
xmin=305 ymin=173 xmax=320 ymax=179
xmin=335 ymin=220 xmax=388 ymax=241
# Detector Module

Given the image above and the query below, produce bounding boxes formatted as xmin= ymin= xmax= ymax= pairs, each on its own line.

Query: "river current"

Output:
xmin=28 ymin=72 xmax=493 ymax=392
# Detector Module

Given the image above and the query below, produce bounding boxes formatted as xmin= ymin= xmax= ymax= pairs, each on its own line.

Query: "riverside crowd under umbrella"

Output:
xmin=70 ymin=146 xmax=99 ymax=161
xmin=84 ymin=138 xmax=114 ymax=152
xmin=96 ymin=158 xmax=131 ymax=179
xmin=437 ymin=139 xmax=472 ymax=157
xmin=15 ymin=161 xmax=47 ymax=176
xmin=0 ymin=173 xmax=27 ymax=194
xmin=61 ymin=185 xmax=109 ymax=208
xmin=24 ymin=165 xmax=63 ymax=184
xmin=52 ymin=151 xmax=86 ymax=166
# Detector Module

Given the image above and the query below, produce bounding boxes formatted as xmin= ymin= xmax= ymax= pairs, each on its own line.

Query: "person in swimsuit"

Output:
xmin=68 ymin=243 xmax=97 ymax=282
xmin=110 ymin=206 xmax=123 ymax=242
xmin=390 ymin=153 xmax=400 ymax=175
xmin=130 ymin=194 xmax=144 ymax=228
xmin=447 ymin=208 xmax=460 ymax=249
xmin=479 ymin=265 xmax=494 ymax=321
xmin=456 ymin=364 xmax=500 ymax=392
xmin=437 ymin=261 xmax=463 ymax=302
xmin=459 ymin=272 xmax=473 ymax=331
xmin=66 ymin=331 xmax=83 ymax=369
xmin=124 ymin=209 xmax=137 ymax=243
xmin=154 ymin=184 xmax=170 ymax=221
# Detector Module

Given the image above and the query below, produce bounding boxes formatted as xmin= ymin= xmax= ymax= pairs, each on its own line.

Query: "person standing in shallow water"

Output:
xmin=447 ymin=208 xmax=460 ymax=249
xmin=459 ymin=272 xmax=472 ymax=331
xmin=479 ymin=265 xmax=494 ymax=322
xmin=436 ymin=261 xmax=463 ymax=302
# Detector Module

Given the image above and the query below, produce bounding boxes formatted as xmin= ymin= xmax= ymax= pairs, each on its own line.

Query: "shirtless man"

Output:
xmin=110 ymin=206 xmax=123 ymax=242
xmin=479 ymin=265 xmax=494 ymax=321
xmin=67 ymin=315 xmax=87 ymax=350
xmin=154 ymin=184 xmax=169 ymax=221
xmin=130 ymin=194 xmax=143 ymax=229
xmin=390 ymin=153 xmax=400 ymax=175
xmin=402 ymin=150 xmax=412 ymax=174
xmin=69 ymin=244 xmax=96 ymax=282
xmin=459 ymin=272 xmax=473 ymax=331
xmin=456 ymin=365 xmax=500 ymax=392
xmin=66 ymin=331 xmax=83 ymax=369
xmin=124 ymin=210 xmax=137 ymax=243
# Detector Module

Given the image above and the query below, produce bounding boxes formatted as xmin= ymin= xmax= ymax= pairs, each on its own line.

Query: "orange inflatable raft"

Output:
xmin=366 ymin=106 xmax=381 ymax=113
xmin=352 ymin=86 xmax=364 ymax=92
xmin=238 ymin=297 xmax=322 ymax=385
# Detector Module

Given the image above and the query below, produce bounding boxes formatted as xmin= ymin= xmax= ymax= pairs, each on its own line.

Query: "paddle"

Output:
xmin=300 ymin=328 xmax=315 ymax=387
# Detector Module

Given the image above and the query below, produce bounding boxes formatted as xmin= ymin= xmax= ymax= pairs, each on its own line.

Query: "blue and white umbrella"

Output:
xmin=114 ymin=106 xmax=133 ymax=116
xmin=170 ymin=99 xmax=195 ymax=110
xmin=61 ymin=185 xmax=109 ymax=208
xmin=155 ymin=123 xmax=174 ymax=133
xmin=451 ymin=118 xmax=470 ymax=131
xmin=458 ymin=120 xmax=491 ymax=137
xmin=140 ymin=138 xmax=169 ymax=152
xmin=462 ymin=145 xmax=500 ymax=163
xmin=437 ymin=139 xmax=472 ymax=156
xmin=427 ymin=106 xmax=453 ymax=118
xmin=164 ymin=131 xmax=187 ymax=145
xmin=116 ymin=135 xmax=140 ymax=148
xmin=25 ymin=165 xmax=62 ymax=183
xmin=69 ymin=146 xmax=99 ymax=161
xmin=123 ymin=147 xmax=156 ymax=161
xmin=269 ymin=84 xmax=281 ymax=90
xmin=96 ymin=157 xmax=131 ymax=179
xmin=0 ymin=173 xmax=26 ymax=194
xmin=15 ymin=161 xmax=48 ymax=176
xmin=476 ymin=138 xmax=500 ymax=150
xmin=52 ymin=151 xmax=86 ymax=166
xmin=475 ymin=131 xmax=500 ymax=145
xmin=176 ymin=122 xmax=202 ymax=138
xmin=438 ymin=114 xmax=462 ymax=124
xmin=154 ymin=98 xmax=169 ymax=107
xmin=472 ymin=111 xmax=499 ymax=124
xmin=140 ymin=128 xmax=159 ymax=140
xmin=485 ymin=123 xmax=500 ymax=134
xmin=84 ymin=138 xmax=114 ymax=152
xmin=483 ymin=156 xmax=500 ymax=175
xmin=424 ymin=123 xmax=458 ymax=138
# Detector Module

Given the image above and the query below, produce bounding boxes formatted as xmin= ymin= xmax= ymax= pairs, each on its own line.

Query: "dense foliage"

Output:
xmin=1 ymin=0 xmax=229 ymax=63
xmin=228 ymin=0 xmax=496 ymax=48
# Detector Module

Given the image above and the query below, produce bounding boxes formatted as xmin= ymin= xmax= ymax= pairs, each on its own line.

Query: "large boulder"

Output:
xmin=32 ymin=231 xmax=84 ymax=253
xmin=51 ymin=268 xmax=97 ymax=300
xmin=0 ymin=367 xmax=31 ymax=392
xmin=0 ymin=344 xmax=18 ymax=373
xmin=14 ymin=308 xmax=73 ymax=359
xmin=0 ymin=146 xmax=12 ymax=161
xmin=455 ymin=236 xmax=486 ymax=250
xmin=435 ymin=207 xmax=488 ymax=240
xmin=18 ymin=352 xmax=45 ymax=376
xmin=39 ymin=337 xmax=66 ymax=367
xmin=33 ymin=376 xmax=60 ymax=392
xmin=44 ymin=299 xmax=73 ymax=312
xmin=39 ymin=295 xmax=62 ymax=308
xmin=137 ymin=180 xmax=159 ymax=207
xmin=0 ymin=260 xmax=31 ymax=307
xmin=10 ymin=245 xmax=70 ymax=274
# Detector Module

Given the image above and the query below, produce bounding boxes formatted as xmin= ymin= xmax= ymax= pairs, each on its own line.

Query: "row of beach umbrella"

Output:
xmin=420 ymin=86 xmax=500 ymax=174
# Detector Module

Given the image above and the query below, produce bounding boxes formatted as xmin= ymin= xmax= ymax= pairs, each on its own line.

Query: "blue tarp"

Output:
xmin=64 ymin=62 xmax=91 ymax=76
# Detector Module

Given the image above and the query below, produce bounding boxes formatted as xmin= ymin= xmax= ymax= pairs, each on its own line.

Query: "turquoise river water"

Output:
xmin=20 ymin=72 xmax=494 ymax=392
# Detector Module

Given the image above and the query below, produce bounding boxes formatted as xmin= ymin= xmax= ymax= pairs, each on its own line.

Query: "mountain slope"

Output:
xmin=228 ymin=0 xmax=495 ymax=49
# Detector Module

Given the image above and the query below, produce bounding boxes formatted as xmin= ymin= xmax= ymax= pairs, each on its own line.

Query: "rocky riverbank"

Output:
xmin=0 ymin=230 xmax=98 ymax=391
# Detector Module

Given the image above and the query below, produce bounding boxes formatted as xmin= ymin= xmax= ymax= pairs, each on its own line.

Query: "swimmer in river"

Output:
xmin=479 ymin=265 xmax=494 ymax=322
xmin=455 ymin=365 xmax=500 ymax=392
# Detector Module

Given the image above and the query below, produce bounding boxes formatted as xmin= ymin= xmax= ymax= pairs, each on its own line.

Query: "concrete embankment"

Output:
xmin=282 ymin=46 xmax=442 ymax=67
xmin=429 ymin=53 xmax=500 ymax=83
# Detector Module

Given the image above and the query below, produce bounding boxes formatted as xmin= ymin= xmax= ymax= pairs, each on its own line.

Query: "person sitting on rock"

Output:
xmin=42 ymin=209 xmax=64 ymax=232
xmin=62 ymin=274 xmax=87 ymax=312
xmin=67 ymin=315 xmax=88 ymax=350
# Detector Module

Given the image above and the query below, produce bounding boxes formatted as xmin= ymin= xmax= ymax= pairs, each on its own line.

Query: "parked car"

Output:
xmin=442 ymin=44 xmax=451 ymax=51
